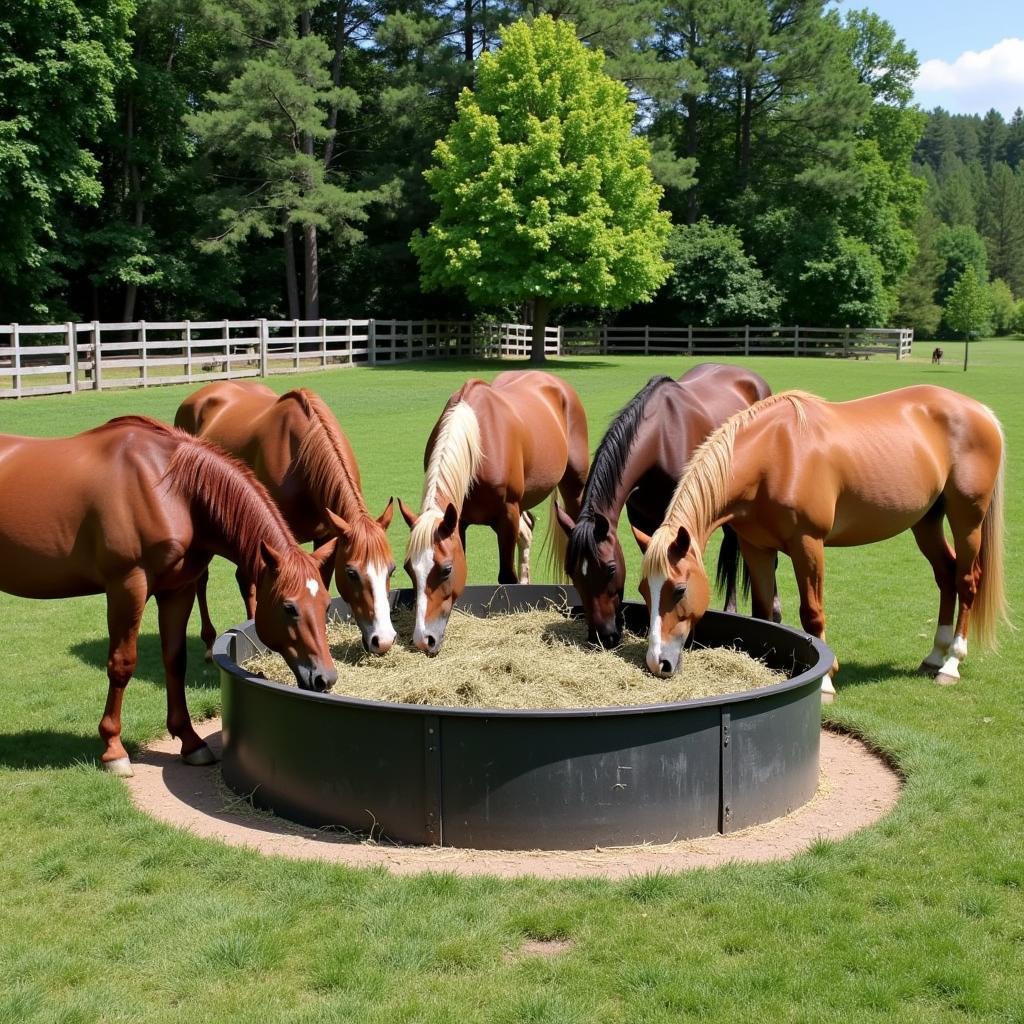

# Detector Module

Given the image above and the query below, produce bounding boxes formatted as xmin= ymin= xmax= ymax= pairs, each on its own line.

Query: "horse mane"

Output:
xmin=567 ymin=375 xmax=675 ymax=573
xmin=407 ymin=399 xmax=483 ymax=559
xmin=643 ymin=391 xmax=817 ymax=577
xmin=163 ymin=431 xmax=310 ymax=589
xmin=282 ymin=389 xmax=391 ymax=567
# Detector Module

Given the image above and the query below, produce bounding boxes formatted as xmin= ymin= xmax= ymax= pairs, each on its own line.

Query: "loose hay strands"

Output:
xmin=243 ymin=607 xmax=785 ymax=709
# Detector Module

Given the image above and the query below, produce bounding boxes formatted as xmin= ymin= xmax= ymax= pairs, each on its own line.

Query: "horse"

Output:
xmin=552 ymin=364 xmax=778 ymax=649
xmin=932 ymin=347 xmax=944 ymax=365
xmin=175 ymin=382 xmax=396 ymax=656
xmin=399 ymin=371 xmax=589 ymax=655
xmin=635 ymin=386 xmax=1007 ymax=701
xmin=0 ymin=416 xmax=338 ymax=776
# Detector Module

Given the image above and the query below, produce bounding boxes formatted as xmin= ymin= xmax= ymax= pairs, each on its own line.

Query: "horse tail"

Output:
xmin=715 ymin=524 xmax=749 ymax=607
xmin=543 ymin=494 xmax=570 ymax=583
xmin=973 ymin=422 xmax=1010 ymax=648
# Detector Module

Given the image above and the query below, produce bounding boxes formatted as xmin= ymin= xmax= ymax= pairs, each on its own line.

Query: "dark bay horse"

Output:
xmin=399 ymin=371 xmax=589 ymax=655
xmin=0 ymin=416 xmax=338 ymax=775
xmin=636 ymin=386 xmax=1008 ymax=700
xmin=175 ymin=382 xmax=396 ymax=655
xmin=553 ymin=364 xmax=776 ymax=648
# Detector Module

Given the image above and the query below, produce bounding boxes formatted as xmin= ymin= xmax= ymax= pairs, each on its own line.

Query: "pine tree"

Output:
xmin=978 ymin=108 xmax=1008 ymax=173
xmin=981 ymin=163 xmax=1024 ymax=295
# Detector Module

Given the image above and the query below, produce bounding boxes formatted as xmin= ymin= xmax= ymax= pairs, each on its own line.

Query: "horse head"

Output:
xmin=323 ymin=499 xmax=397 ymax=655
xmin=634 ymin=524 xmax=710 ymax=677
xmin=399 ymin=498 xmax=467 ymax=656
xmin=254 ymin=540 xmax=338 ymax=691
xmin=555 ymin=505 xmax=625 ymax=649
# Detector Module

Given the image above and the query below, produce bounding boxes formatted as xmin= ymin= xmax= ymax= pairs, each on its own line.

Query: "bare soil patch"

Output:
xmin=125 ymin=719 xmax=900 ymax=879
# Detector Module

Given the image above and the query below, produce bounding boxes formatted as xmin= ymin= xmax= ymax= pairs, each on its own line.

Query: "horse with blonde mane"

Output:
xmin=176 ymin=382 xmax=396 ymax=656
xmin=400 ymin=371 xmax=589 ymax=655
xmin=0 ymin=416 xmax=338 ymax=775
xmin=635 ymin=385 xmax=1008 ymax=700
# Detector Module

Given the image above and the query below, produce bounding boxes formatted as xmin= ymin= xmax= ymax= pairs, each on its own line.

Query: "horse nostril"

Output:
xmin=660 ymin=659 xmax=672 ymax=675
xmin=370 ymin=635 xmax=380 ymax=651
xmin=426 ymin=635 xmax=436 ymax=649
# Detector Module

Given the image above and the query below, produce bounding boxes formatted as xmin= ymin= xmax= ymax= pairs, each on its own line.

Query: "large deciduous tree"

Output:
xmin=412 ymin=15 xmax=671 ymax=363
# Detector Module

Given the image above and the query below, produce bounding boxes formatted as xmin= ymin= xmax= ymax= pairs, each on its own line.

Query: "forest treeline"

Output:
xmin=2 ymin=0 xmax=1022 ymax=335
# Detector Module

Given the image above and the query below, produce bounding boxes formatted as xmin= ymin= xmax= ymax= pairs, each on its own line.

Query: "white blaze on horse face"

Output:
xmin=644 ymin=572 xmax=687 ymax=676
xmin=306 ymin=578 xmax=319 ymax=598
xmin=367 ymin=561 xmax=396 ymax=651
xmin=410 ymin=546 xmax=447 ymax=651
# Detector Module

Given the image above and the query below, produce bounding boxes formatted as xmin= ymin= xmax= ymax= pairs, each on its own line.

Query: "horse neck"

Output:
xmin=167 ymin=439 xmax=297 ymax=581
xmin=421 ymin=400 xmax=482 ymax=517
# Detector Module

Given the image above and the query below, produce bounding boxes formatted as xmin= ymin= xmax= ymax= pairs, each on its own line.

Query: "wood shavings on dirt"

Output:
xmin=242 ymin=606 xmax=786 ymax=709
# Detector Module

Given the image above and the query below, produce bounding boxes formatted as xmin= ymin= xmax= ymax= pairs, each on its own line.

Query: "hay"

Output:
xmin=242 ymin=606 xmax=786 ymax=710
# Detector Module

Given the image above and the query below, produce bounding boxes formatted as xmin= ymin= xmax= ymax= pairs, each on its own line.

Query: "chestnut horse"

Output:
xmin=399 ymin=371 xmax=589 ymax=655
xmin=636 ymin=386 xmax=1007 ymax=700
xmin=0 ymin=416 xmax=338 ymax=775
xmin=553 ymin=364 xmax=777 ymax=649
xmin=175 ymin=382 xmax=396 ymax=656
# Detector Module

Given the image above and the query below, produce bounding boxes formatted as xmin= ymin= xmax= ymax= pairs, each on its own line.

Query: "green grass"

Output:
xmin=1 ymin=338 xmax=1023 ymax=1023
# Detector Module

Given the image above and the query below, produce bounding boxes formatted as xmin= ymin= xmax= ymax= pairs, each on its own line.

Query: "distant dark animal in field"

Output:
xmin=932 ymin=347 xmax=944 ymax=365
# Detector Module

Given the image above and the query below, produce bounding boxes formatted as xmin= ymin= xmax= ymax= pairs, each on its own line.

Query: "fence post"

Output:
xmin=744 ymin=324 xmax=750 ymax=356
xmin=687 ymin=325 xmax=693 ymax=356
xmin=843 ymin=324 xmax=850 ymax=359
xmin=221 ymin=318 xmax=230 ymax=376
xmin=320 ymin=318 xmax=327 ymax=368
xmin=92 ymin=321 xmax=102 ymax=390
xmin=67 ymin=321 xmax=78 ymax=392
xmin=11 ymin=323 xmax=20 ymax=398
xmin=368 ymin=318 xmax=376 ymax=366
xmin=557 ymin=325 xmax=563 ymax=357
xmin=292 ymin=319 xmax=300 ymax=371
xmin=185 ymin=319 xmax=192 ymax=382
xmin=644 ymin=324 xmax=650 ymax=356
xmin=793 ymin=324 xmax=800 ymax=357
xmin=140 ymin=320 xmax=148 ymax=386
xmin=258 ymin=318 xmax=269 ymax=376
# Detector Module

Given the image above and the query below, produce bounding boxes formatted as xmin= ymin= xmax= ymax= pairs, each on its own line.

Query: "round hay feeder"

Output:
xmin=213 ymin=585 xmax=833 ymax=851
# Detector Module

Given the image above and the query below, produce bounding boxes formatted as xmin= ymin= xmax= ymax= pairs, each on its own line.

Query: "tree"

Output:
xmin=413 ymin=15 xmax=671 ymax=362
xmin=944 ymin=266 xmax=992 ymax=369
xmin=981 ymin=163 xmax=1024 ymax=295
xmin=896 ymin=208 xmax=943 ymax=338
xmin=0 ymin=0 xmax=133 ymax=319
xmin=988 ymin=278 xmax=1016 ymax=334
xmin=935 ymin=224 xmax=988 ymax=306
xmin=660 ymin=219 xmax=779 ymax=325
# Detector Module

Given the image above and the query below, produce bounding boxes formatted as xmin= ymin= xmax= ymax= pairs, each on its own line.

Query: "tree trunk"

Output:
xmin=530 ymin=297 xmax=550 ymax=365
xmin=739 ymin=80 xmax=753 ymax=189
xmin=963 ymin=334 xmax=970 ymax=371
xmin=283 ymin=219 xmax=301 ymax=320
xmin=304 ymin=223 xmax=320 ymax=321
xmin=463 ymin=0 xmax=474 ymax=62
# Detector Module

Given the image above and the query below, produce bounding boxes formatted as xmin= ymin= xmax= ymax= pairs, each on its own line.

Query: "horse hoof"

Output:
xmin=917 ymin=661 xmax=941 ymax=677
xmin=182 ymin=744 xmax=217 ymax=767
xmin=935 ymin=673 xmax=959 ymax=687
xmin=820 ymin=690 xmax=836 ymax=704
xmin=103 ymin=757 xmax=134 ymax=778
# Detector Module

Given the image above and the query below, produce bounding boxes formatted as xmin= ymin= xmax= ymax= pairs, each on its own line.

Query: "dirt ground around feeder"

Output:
xmin=125 ymin=719 xmax=900 ymax=880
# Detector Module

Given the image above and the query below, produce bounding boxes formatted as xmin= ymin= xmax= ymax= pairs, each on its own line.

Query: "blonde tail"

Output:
xmin=973 ymin=427 xmax=1010 ymax=648
xmin=542 ymin=494 xmax=570 ymax=583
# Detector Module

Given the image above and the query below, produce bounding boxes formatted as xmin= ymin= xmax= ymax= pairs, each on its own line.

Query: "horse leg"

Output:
xmin=496 ymin=504 xmax=521 ymax=584
xmin=935 ymin=500 xmax=985 ymax=686
xmin=99 ymin=572 xmax=148 ymax=776
xmin=195 ymin=567 xmax=217 ymax=663
xmin=235 ymin=564 xmax=257 ymax=620
xmin=787 ymin=536 xmax=838 ymax=702
xmin=314 ymin=535 xmax=335 ymax=591
xmin=738 ymin=539 xmax=779 ymax=622
xmin=516 ymin=510 xmax=535 ymax=584
xmin=156 ymin=583 xmax=215 ymax=765
xmin=911 ymin=507 xmax=957 ymax=676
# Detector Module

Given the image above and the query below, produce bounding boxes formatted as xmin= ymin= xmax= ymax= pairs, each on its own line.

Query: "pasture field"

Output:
xmin=1 ymin=339 xmax=1022 ymax=1023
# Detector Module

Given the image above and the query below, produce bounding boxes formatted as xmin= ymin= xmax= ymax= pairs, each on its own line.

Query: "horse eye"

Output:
xmin=283 ymin=600 xmax=299 ymax=620
xmin=673 ymin=584 xmax=687 ymax=602
xmin=440 ymin=563 xmax=453 ymax=580
xmin=345 ymin=566 xmax=359 ymax=582
xmin=605 ymin=563 xmax=617 ymax=579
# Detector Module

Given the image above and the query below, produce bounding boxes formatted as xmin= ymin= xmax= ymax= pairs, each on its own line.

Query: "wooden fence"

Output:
xmin=0 ymin=319 xmax=912 ymax=399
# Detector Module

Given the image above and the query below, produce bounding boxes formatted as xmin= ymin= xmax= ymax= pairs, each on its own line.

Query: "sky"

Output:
xmin=836 ymin=0 xmax=1024 ymax=117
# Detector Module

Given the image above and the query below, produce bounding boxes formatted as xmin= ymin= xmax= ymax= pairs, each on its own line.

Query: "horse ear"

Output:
xmin=554 ymin=501 xmax=576 ymax=538
xmin=259 ymin=540 xmax=282 ymax=573
xmin=668 ymin=525 xmax=691 ymax=561
xmin=398 ymin=498 xmax=419 ymax=529
xmin=315 ymin=537 xmax=338 ymax=568
xmin=377 ymin=497 xmax=394 ymax=531
xmin=631 ymin=525 xmax=652 ymax=554
xmin=438 ymin=502 xmax=458 ymax=540
xmin=324 ymin=508 xmax=351 ymax=539
xmin=593 ymin=512 xmax=610 ymax=543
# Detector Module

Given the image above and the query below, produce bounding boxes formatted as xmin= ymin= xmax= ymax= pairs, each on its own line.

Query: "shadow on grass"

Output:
xmin=833 ymin=658 xmax=919 ymax=692
xmin=372 ymin=358 xmax=613 ymax=373
xmin=0 ymin=729 xmax=102 ymax=770
xmin=69 ymin=633 xmax=219 ymax=690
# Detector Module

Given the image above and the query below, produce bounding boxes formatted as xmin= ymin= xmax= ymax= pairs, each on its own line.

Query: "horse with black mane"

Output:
xmin=554 ymin=364 xmax=777 ymax=648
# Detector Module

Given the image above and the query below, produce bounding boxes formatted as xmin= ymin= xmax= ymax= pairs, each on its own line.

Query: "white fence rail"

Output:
xmin=0 ymin=319 xmax=913 ymax=399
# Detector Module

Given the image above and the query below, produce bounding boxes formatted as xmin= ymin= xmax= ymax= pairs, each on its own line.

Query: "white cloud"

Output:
xmin=916 ymin=38 xmax=1024 ymax=116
